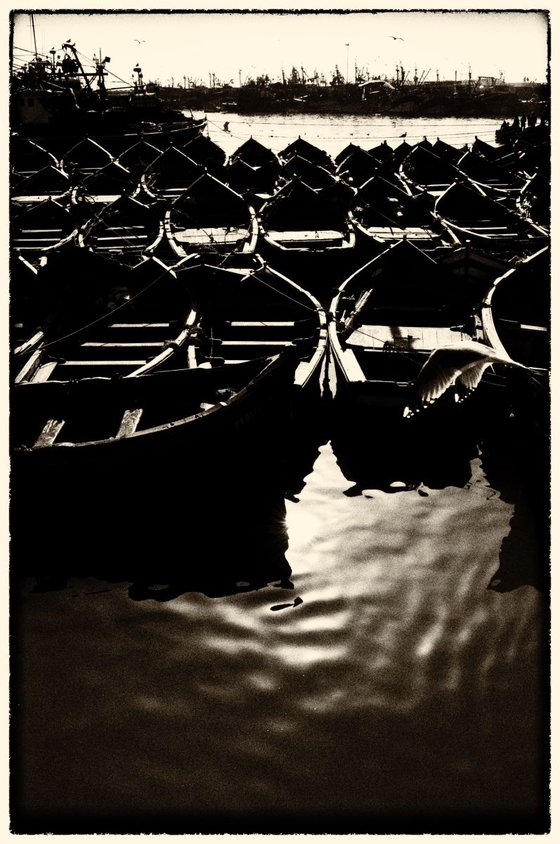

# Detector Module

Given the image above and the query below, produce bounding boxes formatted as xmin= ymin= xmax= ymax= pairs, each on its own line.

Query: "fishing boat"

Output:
xmin=77 ymin=194 xmax=164 ymax=264
xmin=349 ymin=172 xmax=459 ymax=254
xmin=399 ymin=143 xmax=459 ymax=201
xmin=481 ymin=246 xmax=549 ymax=389
xmin=454 ymin=149 xmax=525 ymax=197
xmin=163 ymin=173 xmax=258 ymax=259
xmin=328 ymin=238 xmax=489 ymax=418
xmin=11 ymin=38 xmax=206 ymax=157
xmin=172 ymin=255 xmax=328 ymax=398
xmin=517 ymin=169 xmax=550 ymax=231
xmin=140 ymin=145 xmax=205 ymax=201
xmin=13 ymin=248 xmax=197 ymax=384
xmin=11 ymin=164 xmax=72 ymax=204
xmin=433 ymin=178 xmax=548 ymax=254
xmin=11 ymin=197 xmax=78 ymax=262
xmin=258 ymin=178 xmax=357 ymax=296
xmin=10 ymin=134 xmax=59 ymax=177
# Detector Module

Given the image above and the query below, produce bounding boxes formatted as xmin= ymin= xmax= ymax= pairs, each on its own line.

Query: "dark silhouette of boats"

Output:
xmin=11 ymin=40 xmax=206 ymax=157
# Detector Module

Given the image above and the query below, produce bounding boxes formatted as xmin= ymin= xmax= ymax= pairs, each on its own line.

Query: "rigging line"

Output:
xmin=221 ymin=118 xmax=502 ymax=129
xmin=249 ymin=270 xmax=318 ymax=316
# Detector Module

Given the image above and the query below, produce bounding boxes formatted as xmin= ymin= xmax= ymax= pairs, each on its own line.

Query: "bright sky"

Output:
xmin=12 ymin=8 xmax=549 ymax=88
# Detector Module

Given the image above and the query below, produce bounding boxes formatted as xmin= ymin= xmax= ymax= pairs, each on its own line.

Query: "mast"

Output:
xmin=30 ymin=13 xmax=38 ymax=57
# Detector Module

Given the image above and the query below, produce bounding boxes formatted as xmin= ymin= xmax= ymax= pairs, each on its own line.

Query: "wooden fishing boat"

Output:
xmin=11 ymin=197 xmax=78 ymax=261
xmin=328 ymin=238 xmax=489 ymax=417
xmin=230 ymin=137 xmax=280 ymax=171
xmin=278 ymin=137 xmax=334 ymax=170
xmin=180 ymin=134 xmax=227 ymax=174
xmin=61 ymin=137 xmax=114 ymax=176
xmin=335 ymin=146 xmax=379 ymax=189
xmin=140 ymin=145 xmax=205 ymax=201
xmin=11 ymin=164 xmax=72 ymax=204
xmin=163 ymin=173 xmax=258 ymax=259
xmin=399 ymin=143 xmax=459 ymax=201
xmin=172 ymin=255 xmax=328 ymax=397
xmin=433 ymin=178 xmax=548 ymax=253
xmin=13 ymin=249 xmax=197 ymax=384
xmin=454 ymin=149 xmax=524 ymax=197
xmin=481 ymin=246 xmax=549 ymax=389
xmin=11 ymin=352 xmax=300 ymax=474
xmin=349 ymin=173 xmax=459 ymax=254
xmin=74 ymin=160 xmax=134 ymax=204
xmin=258 ymin=178 xmax=357 ymax=296
xmin=517 ymin=170 xmax=550 ymax=231
xmin=281 ymin=154 xmax=338 ymax=190
xmin=115 ymin=138 xmax=164 ymax=175
xmin=10 ymin=134 xmax=59 ymax=177
xmin=77 ymin=195 xmax=164 ymax=264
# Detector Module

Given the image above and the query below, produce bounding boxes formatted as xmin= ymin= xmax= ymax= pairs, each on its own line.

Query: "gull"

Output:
xmin=388 ymin=35 xmax=404 ymax=40
xmin=134 ymin=39 xmax=146 ymax=44
xmin=403 ymin=340 xmax=528 ymax=418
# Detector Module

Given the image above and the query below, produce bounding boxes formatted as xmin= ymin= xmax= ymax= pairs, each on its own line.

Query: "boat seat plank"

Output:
xmin=80 ymin=341 xmax=166 ymax=348
xmin=226 ymin=320 xmax=297 ymax=328
xmin=34 ymin=418 xmax=65 ymax=449
xmin=219 ymin=340 xmax=294 ymax=347
xmin=347 ymin=324 xmax=471 ymax=351
xmin=115 ymin=408 xmax=143 ymax=439
xmin=58 ymin=359 xmax=146 ymax=366
xmin=31 ymin=361 xmax=58 ymax=382
xmin=269 ymin=229 xmax=342 ymax=242
xmin=108 ymin=322 xmax=170 ymax=329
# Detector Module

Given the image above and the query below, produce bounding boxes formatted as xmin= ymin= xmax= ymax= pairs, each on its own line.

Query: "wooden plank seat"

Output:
xmin=173 ymin=227 xmax=248 ymax=245
xmin=346 ymin=324 xmax=471 ymax=351
xmin=269 ymin=229 xmax=343 ymax=244
xmin=115 ymin=408 xmax=143 ymax=439
xmin=34 ymin=418 xmax=65 ymax=448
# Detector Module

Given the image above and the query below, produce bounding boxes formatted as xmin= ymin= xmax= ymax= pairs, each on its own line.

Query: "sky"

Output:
xmin=12 ymin=8 xmax=549 ymax=89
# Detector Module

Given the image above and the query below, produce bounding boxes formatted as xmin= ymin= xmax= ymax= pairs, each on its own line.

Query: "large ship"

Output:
xmin=10 ymin=38 xmax=206 ymax=155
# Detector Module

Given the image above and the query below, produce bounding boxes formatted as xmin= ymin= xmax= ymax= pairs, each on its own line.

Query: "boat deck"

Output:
xmin=346 ymin=323 xmax=471 ymax=351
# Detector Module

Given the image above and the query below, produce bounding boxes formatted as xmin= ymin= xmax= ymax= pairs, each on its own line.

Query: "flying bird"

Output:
xmin=388 ymin=35 xmax=404 ymax=40
xmin=403 ymin=341 xmax=528 ymax=418
xmin=134 ymin=39 xmax=146 ymax=44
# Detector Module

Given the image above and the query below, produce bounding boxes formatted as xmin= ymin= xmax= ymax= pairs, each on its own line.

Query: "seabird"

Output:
xmin=403 ymin=340 xmax=528 ymax=418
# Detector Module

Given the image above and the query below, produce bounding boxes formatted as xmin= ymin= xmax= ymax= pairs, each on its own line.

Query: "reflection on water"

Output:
xmin=11 ymin=427 xmax=548 ymax=834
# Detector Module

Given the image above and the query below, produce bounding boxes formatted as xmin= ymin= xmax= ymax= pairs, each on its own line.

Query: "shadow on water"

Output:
xmin=479 ymin=402 xmax=550 ymax=594
xmin=11 ymin=404 xmax=328 ymax=603
xmin=330 ymin=402 xmax=480 ymax=494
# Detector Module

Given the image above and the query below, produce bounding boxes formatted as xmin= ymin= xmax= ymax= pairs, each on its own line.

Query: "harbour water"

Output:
xmin=10 ymin=115 xmax=549 ymax=835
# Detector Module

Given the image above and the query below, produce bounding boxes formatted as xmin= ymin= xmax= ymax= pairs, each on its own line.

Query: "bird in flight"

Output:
xmin=403 ymin=341 xmax=528 ymax=418
xmin=134 ymin=39 xmax=146 ymax=44
xmin=388 ymin=35 xmax=404 ymax=41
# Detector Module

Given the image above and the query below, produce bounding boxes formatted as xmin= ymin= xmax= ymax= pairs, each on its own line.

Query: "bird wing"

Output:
xmin=457 ymin=359 xmax=494 ymax=392
xmin=415 ymin=354 xmax=463 ymax=404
